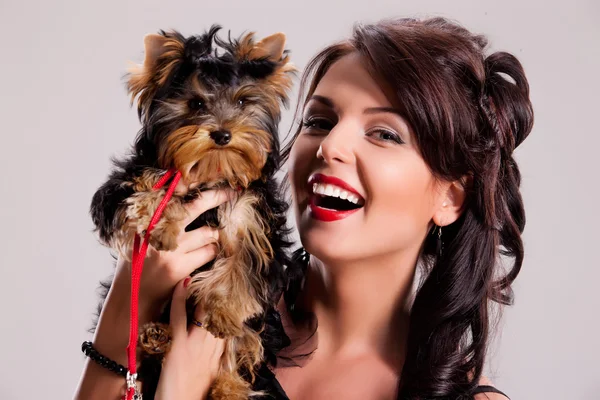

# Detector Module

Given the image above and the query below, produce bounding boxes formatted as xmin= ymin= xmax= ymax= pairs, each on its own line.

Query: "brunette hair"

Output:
xmin=280 ymin=17 xmax=533 ymax=399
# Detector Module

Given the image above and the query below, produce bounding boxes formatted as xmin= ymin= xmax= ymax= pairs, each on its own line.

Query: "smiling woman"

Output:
xmin=75 ymin=16 xmax=532 ymax=400
xmin=268 ymin=16 xmax=533 ymax=399
xmin=290 ymin=52 xmax=446 ymax=264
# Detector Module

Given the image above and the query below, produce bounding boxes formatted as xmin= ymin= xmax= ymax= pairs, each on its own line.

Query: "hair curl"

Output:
xmin=279 ymin=17 xmax=534 ymax=399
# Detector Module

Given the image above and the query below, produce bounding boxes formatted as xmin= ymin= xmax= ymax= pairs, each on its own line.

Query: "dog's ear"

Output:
xmin=141 ymin=33 xmax=170 ymax=70
xmin=126 ymin=31 xmax=185 ymax=121
xmin=252 ymin=33 xmax=286 ymax=62
xmin=236 ymin=32 xmax=287 ymax=63
xmin=258 ymin=33 xmax=296 ymax=106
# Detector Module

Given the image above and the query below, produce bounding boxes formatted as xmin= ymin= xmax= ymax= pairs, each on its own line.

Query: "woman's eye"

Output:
xmin=302 ymin=117 xmax=334 ymax=131
xmin=188 ymin=98 xmax=206 ymax=111
xmin=369 ymin=129 xmax=403 ymax=144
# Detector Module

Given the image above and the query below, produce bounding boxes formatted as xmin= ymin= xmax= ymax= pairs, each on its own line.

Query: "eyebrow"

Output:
xmin=308 ymin=95 xmax=404 ymax=118
xmin=308 ymin=95 xmax=334 ymax=108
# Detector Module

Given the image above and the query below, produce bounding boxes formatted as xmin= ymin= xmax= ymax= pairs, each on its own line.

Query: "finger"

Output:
xmin=182 ymin=189 xmax=236 ymax=227
xmin=205 ymin=327 xmax=225 ymax=358
xmin=188 ymin=305 xmax=210 ymax=345
xmin=190 ymin=303 xmax=225 ymax=367
xmin=207 ymin=335 xmax=226 ymax=375
xmin=177 ymin=225 xmax=219 ymax=253
xmin=180 ymin=242 xmax=220 ymax=274
xmin=211 ymin=337 xmax=226 ymax=360
xmin=169 ymin=278 xmax=190 ymax=340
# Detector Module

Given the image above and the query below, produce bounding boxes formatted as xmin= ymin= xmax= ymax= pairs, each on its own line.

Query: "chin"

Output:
xmin=298 ymin=224 xmax=361 ymax=264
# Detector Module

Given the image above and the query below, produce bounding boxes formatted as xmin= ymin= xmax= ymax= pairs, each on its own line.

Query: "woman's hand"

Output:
xmin=112 ymin=189 xmax=236 ymax=313
xmin=155 ymin=277 xmax=225 ymax=400
xmin=74 ymin=190 xmax=233 ymax=400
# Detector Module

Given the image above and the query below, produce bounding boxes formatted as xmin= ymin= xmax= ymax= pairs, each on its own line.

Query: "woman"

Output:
xmin=76 ymin=17 xmax=533 ymax=399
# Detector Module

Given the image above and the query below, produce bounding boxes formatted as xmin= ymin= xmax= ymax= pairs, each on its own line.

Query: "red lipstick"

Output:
xmin=307 ymin=173 xmax=364 ymax=222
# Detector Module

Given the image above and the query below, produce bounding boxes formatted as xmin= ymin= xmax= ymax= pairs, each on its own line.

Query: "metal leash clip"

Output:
xmin=126 ymin=371 xmax=143 ymax=400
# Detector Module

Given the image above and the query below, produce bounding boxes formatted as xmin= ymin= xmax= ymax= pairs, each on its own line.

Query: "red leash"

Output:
xmin=125 ymin=168 xmax=182 ymax=400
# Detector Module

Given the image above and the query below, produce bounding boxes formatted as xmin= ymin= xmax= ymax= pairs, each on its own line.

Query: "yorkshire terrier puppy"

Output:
xmin=90 ymin=26 xmax=295 ymax=399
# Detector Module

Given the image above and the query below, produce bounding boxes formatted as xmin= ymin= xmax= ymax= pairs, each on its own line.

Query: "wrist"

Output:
xmin=92 ymin=285 xmax=162 ymax=364
xmin=111 ymin=266 xmax=166 ymax=321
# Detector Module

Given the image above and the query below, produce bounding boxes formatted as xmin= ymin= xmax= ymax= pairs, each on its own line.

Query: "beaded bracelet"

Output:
xmin=81 ymin=341 xmax=128 ymax=378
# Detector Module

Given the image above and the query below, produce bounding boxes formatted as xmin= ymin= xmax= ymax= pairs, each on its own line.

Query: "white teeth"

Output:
xmin=311 ymin=183 xmax=363 ymax=205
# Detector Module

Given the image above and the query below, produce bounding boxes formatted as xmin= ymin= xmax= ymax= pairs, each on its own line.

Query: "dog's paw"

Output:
xmin=148 ymin=224 xmax=180 ymax=252
xmin=139 ymin=322 xmax=172 ymax=355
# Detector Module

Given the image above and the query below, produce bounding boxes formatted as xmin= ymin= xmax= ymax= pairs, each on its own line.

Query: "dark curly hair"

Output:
xmin=278 ymin=17 xmax=534 ymax=399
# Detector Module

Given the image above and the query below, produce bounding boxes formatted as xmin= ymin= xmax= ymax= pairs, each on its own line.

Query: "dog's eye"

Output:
xmin=237 ymin=98 xmax=247 ymax=107
xmin=188 ymin=98 xmax=206 ymax=111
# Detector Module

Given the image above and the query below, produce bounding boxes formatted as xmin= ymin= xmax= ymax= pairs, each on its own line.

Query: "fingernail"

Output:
xmin=184 ymin=277 xmax=191 ymax=288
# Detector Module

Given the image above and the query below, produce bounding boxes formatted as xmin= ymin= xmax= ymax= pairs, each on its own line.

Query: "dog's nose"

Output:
xmin=210 ymin=130 xmax=232 ymax=146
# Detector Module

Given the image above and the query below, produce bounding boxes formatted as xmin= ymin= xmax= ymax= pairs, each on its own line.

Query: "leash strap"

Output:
xmin=125 ymin=168 xmax=181 ymax=400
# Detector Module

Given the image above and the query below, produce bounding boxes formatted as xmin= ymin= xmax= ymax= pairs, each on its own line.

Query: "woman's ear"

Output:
xmin=432 ymin=175 xmax=470 ymax=227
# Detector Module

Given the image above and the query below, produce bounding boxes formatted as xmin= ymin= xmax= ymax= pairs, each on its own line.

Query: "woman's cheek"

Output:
xmin=366 ymin=157 xmax=434 ymax=245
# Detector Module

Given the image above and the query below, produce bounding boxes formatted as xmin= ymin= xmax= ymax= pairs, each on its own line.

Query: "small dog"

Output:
xmin=90 ymin=26 xmax=295 ymax=399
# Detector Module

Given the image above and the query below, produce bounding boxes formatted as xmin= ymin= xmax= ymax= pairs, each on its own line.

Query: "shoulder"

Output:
xmin=473 ymin=376 xmax=510 ymax=400
xmin=474 ymin=393 xmax=509 ymax=400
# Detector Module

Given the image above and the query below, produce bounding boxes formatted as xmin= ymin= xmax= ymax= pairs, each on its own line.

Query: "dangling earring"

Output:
xmin=436 ymin=225 xmax=443 ymax=257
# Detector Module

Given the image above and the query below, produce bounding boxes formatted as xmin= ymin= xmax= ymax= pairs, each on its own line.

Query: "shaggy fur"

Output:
xmin=89 ymin=25 xmax=295 ymax=399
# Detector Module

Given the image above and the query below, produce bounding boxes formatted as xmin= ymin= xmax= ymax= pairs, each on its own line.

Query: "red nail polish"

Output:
xmin=184 ymin=277 xmax=191 ymax=288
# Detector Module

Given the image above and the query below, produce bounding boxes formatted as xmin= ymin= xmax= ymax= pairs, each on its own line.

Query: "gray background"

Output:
xmin=0 ymin=0 xmax=598 ymax=398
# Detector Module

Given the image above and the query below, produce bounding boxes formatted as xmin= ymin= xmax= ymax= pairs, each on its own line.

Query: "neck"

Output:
xmin=297 ymin=248 xmax=418 ymax=371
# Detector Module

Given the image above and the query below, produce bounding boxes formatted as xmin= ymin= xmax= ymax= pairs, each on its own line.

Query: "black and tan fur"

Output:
xmin=90 ymin=26 xmax=295 ymax=399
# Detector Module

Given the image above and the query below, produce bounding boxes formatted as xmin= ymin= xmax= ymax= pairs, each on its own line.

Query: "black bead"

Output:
xmin=81 ymin=340 xmax=132 ymax=379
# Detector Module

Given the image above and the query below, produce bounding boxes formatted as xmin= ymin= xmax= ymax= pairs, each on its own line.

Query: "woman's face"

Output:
xmin=289 ymin=53 xmax=448 ymax=264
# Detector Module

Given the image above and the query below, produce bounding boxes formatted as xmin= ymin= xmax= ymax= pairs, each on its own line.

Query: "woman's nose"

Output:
xmin=316 ymin=122 xmax=356 ymax=165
